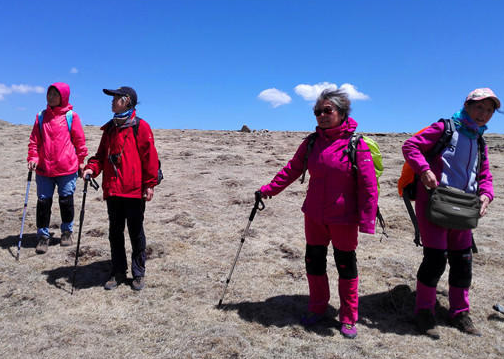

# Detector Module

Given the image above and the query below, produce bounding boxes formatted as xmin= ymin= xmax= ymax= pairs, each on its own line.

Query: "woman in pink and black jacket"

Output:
xmin=27 ymin=82 xmax=87 ymax=254
xmin=403 ymin=88 xmax=499 ymax=339
xmin=259 ymin=89 xmax=378 ymax=339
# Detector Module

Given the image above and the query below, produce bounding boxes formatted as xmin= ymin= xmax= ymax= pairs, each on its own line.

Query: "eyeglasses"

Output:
xmin=313 ymin=106 xmax=336 ymax=117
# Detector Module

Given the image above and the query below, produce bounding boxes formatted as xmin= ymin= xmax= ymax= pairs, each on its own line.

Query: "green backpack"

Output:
xmin=300 ymin=132 xmax=386 ymax=235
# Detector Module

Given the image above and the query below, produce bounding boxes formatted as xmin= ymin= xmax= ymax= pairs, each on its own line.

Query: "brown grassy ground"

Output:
xmin=1 ymin=119 xmax=503 ymax=359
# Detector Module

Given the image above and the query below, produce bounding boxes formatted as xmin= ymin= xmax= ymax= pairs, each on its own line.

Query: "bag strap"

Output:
xmin=403 ymin=190 xmax=422 ymax=246
xmin=300 ymin=132 xmax=318 ymax=184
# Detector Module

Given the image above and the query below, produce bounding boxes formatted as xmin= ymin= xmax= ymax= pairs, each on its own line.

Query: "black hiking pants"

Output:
xmin=106 ymin=197 xmax=146 ymax=278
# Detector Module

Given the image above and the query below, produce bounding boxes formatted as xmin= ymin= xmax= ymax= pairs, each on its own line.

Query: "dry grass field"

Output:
xmin=1 ymin=119 xmax=503 ymax=359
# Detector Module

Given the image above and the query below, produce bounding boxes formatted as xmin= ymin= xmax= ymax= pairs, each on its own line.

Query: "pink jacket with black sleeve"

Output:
xmin=260 ymin=118 xmax=378 ymax=234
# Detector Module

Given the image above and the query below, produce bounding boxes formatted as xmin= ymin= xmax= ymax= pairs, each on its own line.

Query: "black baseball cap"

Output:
xmin=103 ymin=86 xmax=137 ymax=107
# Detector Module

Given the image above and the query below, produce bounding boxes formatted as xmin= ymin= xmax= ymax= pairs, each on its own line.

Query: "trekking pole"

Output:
xmin=493 ymin=303 xmax=504 ymax=315
xmin=71 ymin=175 xmax=99 ymax=295
xmin=16 ymin=170 xmax=33 ymax=261
xmin=218 ymin=191 xmax=265 ymax=308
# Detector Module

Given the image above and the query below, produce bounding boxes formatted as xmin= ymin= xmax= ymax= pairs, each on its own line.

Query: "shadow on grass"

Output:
xmin=0 ymin=232 xmax=57 ymax=259
xmin=218 ymin=294 xmax=339 ymax=336
xmin=41 ymin=259 xmax=111 ymax=293
xmin=218 ymin=285 xmax=454 ymax=336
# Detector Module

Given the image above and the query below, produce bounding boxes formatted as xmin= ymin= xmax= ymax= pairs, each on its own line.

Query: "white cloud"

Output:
xmin=0 ymin=84 xmax=11 ymax=100
xmin=0 ymin=83 xmax=45 ymax=100
xmin=258 ymin=88 xmax=292 ymax=108
xmin=294 ymin=82 xmax=337 ymax=101
xmin=339 ymin=83 xmax=370 ymax=100
xmin=294 ymin=82 xmax=370 ymax=101
xmin=70 ymin=67 xmax=79 ymax=74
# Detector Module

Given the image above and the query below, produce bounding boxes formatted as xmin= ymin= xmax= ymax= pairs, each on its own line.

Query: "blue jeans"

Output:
xmin=36 ymin=172 xmax=78 ymax=237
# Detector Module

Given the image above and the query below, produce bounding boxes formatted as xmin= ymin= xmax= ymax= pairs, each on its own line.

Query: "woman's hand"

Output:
xmin=420 ymin=169 xmax=437 ymax=189
xmin=479 ymin=194 xmax=490 ymax=217
xmin=143 ymin=187 xmax=154 ymax=201
xmin=82 ymin=169 xmax=93 ymax=180
xmin=27 ymin=161 xmax=37 ymax=171
xmin=258 ymin=190 xmax=271 ymax=199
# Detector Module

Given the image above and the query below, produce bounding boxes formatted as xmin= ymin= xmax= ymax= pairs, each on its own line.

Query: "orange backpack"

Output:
xmin=397 ymin=127 xmax=430 ymax=198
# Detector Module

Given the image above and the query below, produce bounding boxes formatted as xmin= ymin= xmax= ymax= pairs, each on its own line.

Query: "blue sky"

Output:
xmin=1 ymin=0 xmax=503 ymax=132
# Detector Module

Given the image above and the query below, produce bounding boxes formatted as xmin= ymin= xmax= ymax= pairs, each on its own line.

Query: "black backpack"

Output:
xmin=132 ymin=120 xmax=163 ymax=185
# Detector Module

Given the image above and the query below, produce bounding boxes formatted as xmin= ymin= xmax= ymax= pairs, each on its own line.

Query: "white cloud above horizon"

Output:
xmin=70 ymin=67 xmax=79 ymax=74
xmin=258 ymin=88 xmax=292 ymax=108
xmin=294 ymin=82 xmax=370 ymax=101
xmin=0 ymin=83 xmax=45 ymax=100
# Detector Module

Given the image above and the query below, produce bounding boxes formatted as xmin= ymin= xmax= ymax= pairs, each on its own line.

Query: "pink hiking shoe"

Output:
xmin=341 ymin=323 xmax=357 ymax=339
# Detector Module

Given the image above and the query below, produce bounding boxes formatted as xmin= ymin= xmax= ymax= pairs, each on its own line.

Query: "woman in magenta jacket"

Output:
xmin=260 ymin=89 xmax=378 ymax=339
xmin=27 ymin=82 xmax=88 ymax=254
xmin=402 ymin=88 xmax=499 ymax=339
xmin=83 ymin=86 xmax=160 ymax=292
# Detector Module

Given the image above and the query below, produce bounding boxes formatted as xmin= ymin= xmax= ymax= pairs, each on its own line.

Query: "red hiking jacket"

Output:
xmin=85 ymin=115 xmax=159 ymax=199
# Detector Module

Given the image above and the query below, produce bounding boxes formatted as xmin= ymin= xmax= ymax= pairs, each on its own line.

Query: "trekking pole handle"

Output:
xmin=27 ymin=170 xmax=33 ymax=182
xmin=85 ymin=174 xmax=100 ymax=190
xmin=249 ymin=191 xmax=265 ymax=221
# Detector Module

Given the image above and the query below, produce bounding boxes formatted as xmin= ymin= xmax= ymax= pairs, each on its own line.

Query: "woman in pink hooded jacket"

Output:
xmin=27 ymin=82 xmax=87 ymax=254
xmin=260 ymin=89 xmax=378 ymax=339
xmin=402 ymin=88 xmax=499 ymax=339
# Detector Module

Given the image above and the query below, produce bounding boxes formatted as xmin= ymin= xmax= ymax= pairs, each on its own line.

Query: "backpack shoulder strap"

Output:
xmin=37 ymin=110 xmax=45 ymax=133
xmin=132 ymin=119 xmax=141 ymax=138
xmin=300 ymin=132 xmax=318 ymax=184
xmin=66 ymin=110 xmax=73 ymax=132
xmin=477 ymin=135 xmax=486 ymax=161
xmin=426 ymin=118 xmax=454 ymax=160
xmin=346 ymin=133 xmax=363 ymax=171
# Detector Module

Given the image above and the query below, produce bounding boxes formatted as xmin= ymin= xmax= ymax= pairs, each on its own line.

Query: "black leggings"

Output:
xmin=106 ymin=197 xmax=146 ymax=278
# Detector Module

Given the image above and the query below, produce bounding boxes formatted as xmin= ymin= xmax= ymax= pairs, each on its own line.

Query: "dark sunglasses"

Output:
xmin=313 ymin=106 xmax=336 ymax=117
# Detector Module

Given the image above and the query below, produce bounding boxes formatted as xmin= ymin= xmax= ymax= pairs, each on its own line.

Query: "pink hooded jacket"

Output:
xmin=27 ymin=82 xmax=88 ymax=177
xmin=260 ymin=118 xmax=378 ymax=234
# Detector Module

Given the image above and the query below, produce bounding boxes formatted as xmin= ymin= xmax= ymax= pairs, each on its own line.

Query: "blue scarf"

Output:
xmin=112 ymin=108 xmax=137 ymax=128
xmin=451 ymin=108 xmax=487 ymax=139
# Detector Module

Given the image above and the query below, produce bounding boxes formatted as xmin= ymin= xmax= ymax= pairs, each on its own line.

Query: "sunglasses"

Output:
xmin=313 ymin=106 xmax=336 ymax=117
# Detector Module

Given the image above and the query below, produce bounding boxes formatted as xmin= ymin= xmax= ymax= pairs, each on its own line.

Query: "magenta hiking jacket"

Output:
xmin=27 ymin=82 xmax=88 ymax=177
xmin=260 ymin=118 xmax=378 ymax=234
xmin=402 ymin=120 xmax=494 ymax=201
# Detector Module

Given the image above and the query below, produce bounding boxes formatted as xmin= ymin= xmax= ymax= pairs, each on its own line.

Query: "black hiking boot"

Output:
xmin=415 ymin=309 xmax=440 ymax=339
xmin=450 ymin=311 xmax=482 ymax=336
xmin=104 ymin=273 xmax=126 ymax=290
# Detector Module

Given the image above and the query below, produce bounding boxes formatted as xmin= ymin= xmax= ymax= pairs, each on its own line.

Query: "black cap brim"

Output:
xmin=103 ymin=89 xmax=124 ymax=96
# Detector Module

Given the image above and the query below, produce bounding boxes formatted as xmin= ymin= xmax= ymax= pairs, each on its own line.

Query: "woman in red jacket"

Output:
xmin=27 ymin=82 xmax=88 ymax=254
xmin=83 ymin=86 xmax=160 ymax=291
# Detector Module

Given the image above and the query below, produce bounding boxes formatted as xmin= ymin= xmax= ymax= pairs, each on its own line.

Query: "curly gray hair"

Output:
xmin=314 ymin=89 xmax=351 ymax=120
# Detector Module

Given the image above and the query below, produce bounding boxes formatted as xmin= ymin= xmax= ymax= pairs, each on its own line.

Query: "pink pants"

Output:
xmin=415 ymin=185 xmax=472 ymax=316
xmin=304 ymin=215 xmax=359 ymax=324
